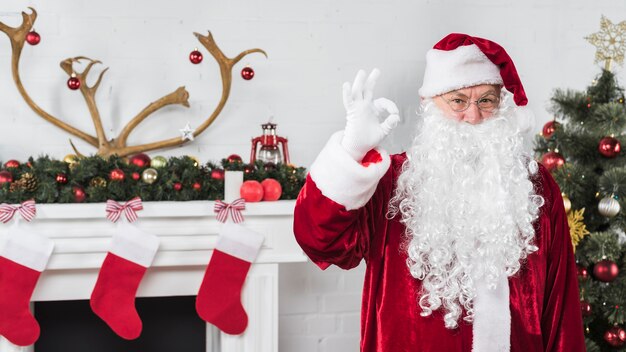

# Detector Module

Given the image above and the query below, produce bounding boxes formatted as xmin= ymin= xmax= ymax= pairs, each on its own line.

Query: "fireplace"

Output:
xmin=0 ymin=200 xmax=305 ymax=352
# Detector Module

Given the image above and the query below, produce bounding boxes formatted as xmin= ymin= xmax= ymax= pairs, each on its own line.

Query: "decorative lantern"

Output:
xmin=250 ymin=122 xmax=290 ymax=164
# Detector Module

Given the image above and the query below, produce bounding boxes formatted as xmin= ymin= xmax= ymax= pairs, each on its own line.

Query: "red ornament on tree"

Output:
xmin=4 ymin=160 xmax=20 ymax=169
xmin=541 ymin=152 xmax=565 ymax=172
xmin=189 ymin=49 xmax=203 ymax=64
xmin=261 ymin=178 xmax=282 ymax=201
xmin=109 ymin=168 xmax=125 ymax=182
xmin=129 ymin=153 xmax=151 ymax=168
xmin=580 ymin=301 xmax=592 ymax=317
xmin=193 ymin=182 xmax=202 ymax=191
xmin=132 ymin=172 xmax=141 ymax=181
xmin=173 ymin=182 xmax=182 ymax=191
xmin=67 ymin=75 xmax=81 ymax=90
xmin=542 ymin=120 xmax=559 ymax=139
xmin=73 ymin=186 xmax=86 ymax=203
xmin=227 ymin=154 xmax=243 ymax=163
xmin=593 ymin=259 xmax=619 ymax=282
xmin=56 ymin=173 xmax=68 ymax=185
xmin=241 ymin=66 xmax=254 ymax=80
xmin=240 ymin=180 xmax=264 ymax=202
xmin=0 ymin=171 xmax=13 ymax=184
xmin=26 ymin=31 xmax=40 ymax=45
xmin=598 ymin=136 xmax=621 ymax=158
xmin=577 ymin=264 xmax=589 ymax=280
xmin=211 ymin=169 xmax=225 ymax=180
xmin=604 ymin=326 xmax=626 ymax=347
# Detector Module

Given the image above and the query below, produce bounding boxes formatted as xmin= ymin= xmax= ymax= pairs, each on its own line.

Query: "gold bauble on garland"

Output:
xmin=89 ymin=177 xmax=107 ymax=188
xmin=567 ymin=208 xmax=590 ymax=252
xmin=150 ymin=156 xmax=167 ymax=169
xmin=142 ymin=168 xmax=158 ymax=184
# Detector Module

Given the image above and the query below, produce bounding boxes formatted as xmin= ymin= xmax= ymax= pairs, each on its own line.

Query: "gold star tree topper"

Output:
xmin=585 ymin=16 xmax=626 ymax=70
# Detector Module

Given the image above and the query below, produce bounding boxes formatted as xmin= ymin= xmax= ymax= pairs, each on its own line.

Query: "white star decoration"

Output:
xmin=180 ymin=122 xmax=195 ymax=141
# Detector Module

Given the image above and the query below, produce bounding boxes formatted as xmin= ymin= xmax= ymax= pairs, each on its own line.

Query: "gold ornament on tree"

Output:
xmin=562 ymin=193 xmax=572 ymax=213
xmin=0 ymin=8 xmax=267 ymax=157
xmin=585 ymin=15 xmax=626 ymax=70
xmin=598 ymin=195 xmax=621 ymax=218
xmin=567 ymin=208 xmax=590 ymax=252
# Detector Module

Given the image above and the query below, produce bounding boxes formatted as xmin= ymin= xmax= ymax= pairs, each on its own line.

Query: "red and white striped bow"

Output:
xmin=106 ymin=197 xmax=143 ymax=223
xmin=0 ymin=200 xmax=37 ymax=223
xmin=214 ymin=198 xmax=245 ymax=223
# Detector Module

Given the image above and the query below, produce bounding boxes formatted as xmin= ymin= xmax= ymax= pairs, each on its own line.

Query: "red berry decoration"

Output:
xmin=189 ymin=49 xmax=203 ymax=64
xmin=244 ymin=164 xmax=256 ymax=174
xmin=599 ymin=136 xmax=621 ymax=158
xmin=129 ymin=153 xmax=151 ymax=168
xmin=26 ymin=31 xmax=41 ymax=45
xmin=542 ymin=120 xmax=559 ymax=139
xmin=193 ymin=182 xmax=202 ymax=191
xmin=109 ymin=168 xmax=125 ymax=182
xmin=173 ymin=182 xmax=182 ymax=191
xmin=577 ymin=264 xmax=589 ymax=280
xmin=67 ymin=75 xmax=81 ymax=90
xmin=593 ymin=259 xmax=619 ymax=282
xmin=211 ymin=169 xmax=225 ymax=180
xmin=580 ymin=301 xmax=592 ymax=317
xmin=240 ymin=180 xmax=264 ymax=202
xmin=132 ymin=172 xmax=141 ymax=181
xmin=227 ymin=154 xmax=243 ymax=163
xmin=4 ymin=160 xmax=20 ymax=169
xmin=73 ymin=186 xmax=86 ymax=203
xmin=241 ymin=66 xmax=255 ymax=80
xmin=540 ymin=152 xmax=565 ymax=172
xmin=0 ymin=171 xmax=13 ymax=184
xmin=56 ymin=173 xmax=68 ymax=185
xmin=604 ymin=326 xmax=626 ymax=348
xmin=261 ymin=178 xmax=282 ymax=201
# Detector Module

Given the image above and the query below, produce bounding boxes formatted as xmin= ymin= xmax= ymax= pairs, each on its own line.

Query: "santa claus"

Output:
xmin=293 ymin=33 xmax=585 ymax=351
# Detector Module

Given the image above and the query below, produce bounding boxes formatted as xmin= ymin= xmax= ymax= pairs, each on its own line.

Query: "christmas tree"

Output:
xmin=534 ymin=67 xmax=626 ymax=350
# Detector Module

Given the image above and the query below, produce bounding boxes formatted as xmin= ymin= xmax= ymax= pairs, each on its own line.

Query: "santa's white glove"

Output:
xmin=340 ymin=69 xmax=400 ymax=162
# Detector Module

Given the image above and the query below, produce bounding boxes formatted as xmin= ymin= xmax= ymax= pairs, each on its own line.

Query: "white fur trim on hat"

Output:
xmin=309 ymin=131 xmax=391 ymax=211
xmin=419 ymin=44 xmax=503 ymax=98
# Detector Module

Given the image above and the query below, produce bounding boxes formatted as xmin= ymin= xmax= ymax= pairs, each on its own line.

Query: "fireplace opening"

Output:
xmin=35 ymin=296 xmax=207 ymax=352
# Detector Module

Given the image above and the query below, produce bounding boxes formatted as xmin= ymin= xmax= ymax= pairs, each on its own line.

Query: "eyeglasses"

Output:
xmin=440 ymin=93 xmax=500 ymax=113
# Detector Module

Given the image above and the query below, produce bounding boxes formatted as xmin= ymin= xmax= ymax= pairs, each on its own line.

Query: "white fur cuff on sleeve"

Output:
xmin=309 ymin=131 xmax=391 ymax=211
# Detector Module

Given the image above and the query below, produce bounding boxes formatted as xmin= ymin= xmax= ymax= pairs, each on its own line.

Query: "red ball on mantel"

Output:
xmin=540 ymin=152 xmax=565 ymax=172
xmin=129 ymin=153 xmax=151 ymax=168
xmin=189 ymin=49 xmax=203 ymax=64
xmin=227 ymin=154 xmax=243 ymax=163
xmin=4 ymin=160 xmax=20 ymax=169
xmin=604 ymin=326 xmax=626 ymax=347
xmin=55 ymin=173 xmax=68 ymax=185
xmin=598 ymin=136 xmax=621 ymax=158
xmin=132 ymin=172 xmax=141 ymax=181
xmin=26 ymin=31 xmax=41 ymax=45
xmin=593 ymin=259 xmax=619 ymax=282
xmin=240 ymin=180 xmax=263 ymax=202
xmin=261 ymin=178 xmax=282 ymax=201
xmin=0 ymin=171 xmax=13 ymax=184
xmin=109 ymin=168 xmax=125 ymax=182
xmin=73 ymin=186 xmax=86 ymax=203
xmin=173 ymin=182 xmax=182 ymax=191
xmin=241 ymin=66 xmax=255 ymax=80
xmin=542 ymin=120 xmax=559 ymax=139
xmin=211 ymin=169 xmax=225 ymax=180
xmin=193 ymin=182 xmax=202 ymax=191
xmin=67 ymin=76 xmax=81 ymax=90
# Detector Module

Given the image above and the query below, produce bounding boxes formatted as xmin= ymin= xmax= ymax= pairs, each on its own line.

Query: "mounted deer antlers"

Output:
xmin=0 ymin=7 xmax=267 ymax=157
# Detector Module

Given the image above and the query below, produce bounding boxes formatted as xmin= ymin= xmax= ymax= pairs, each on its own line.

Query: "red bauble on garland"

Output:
xmin=132 ymin=172 xmax=141 ymax=181
xmin=67 ymin=75 xmax=81 ymax=90
xmin=240 ymin=180 xmax=263 ymax=202
xmin=109 ymin=168 xmax=125 ymax=182
xmin=227 ymin=154 xmax=243 ymax=163
xmin=241 ymin=66 xmax=255 ymax=80
xmin=193 ymin=182 xmax=202 ymax=191
xmin=4 ymin=160 xmax=20 ymax=169
xmin=26 ymin=31 xmax=41 ymax=45
xmin=598 ymin=136 xmax=621 ymax=158
xmin=211 ymin=169 xmax=225 ymax=180
xmin=580 ymin=301 xmax=592 ymax=317
xmin=189 ymin=49 xmax=203 ymax=64
xmin=129 ymin=153 xmax=151 ymax=168
xmin=55 ymin=173 xmax=68 ymax=185
xmin=0 ymin=171 xmax=13 ymax=184
xmin=261 ymin=178 xmax=282 ymax=201
xmin=604 ymin=326 xmax=626 ymax=348
xmin=73 ymin=186 xmax=86 ymax=203
xmin=542 ymin=120 xmax=559 ymax=139
xmin=173 ymin=182 xmax=182 ymax=191
xmin=540 ymin=152 xmax=565 ymax=171
xmin=243 ymin=164 xmax=256 ymax=174
xmin=593 ymin=259 xmax=619 ymax=282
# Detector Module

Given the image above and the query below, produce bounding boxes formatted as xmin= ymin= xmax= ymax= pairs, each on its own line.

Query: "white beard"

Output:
xmin=388 ymin=101 xmax=544 ymax=329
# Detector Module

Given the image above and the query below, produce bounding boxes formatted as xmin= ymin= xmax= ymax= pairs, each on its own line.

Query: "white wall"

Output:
xmin=1 ymin=0 xmax=625 ymax=351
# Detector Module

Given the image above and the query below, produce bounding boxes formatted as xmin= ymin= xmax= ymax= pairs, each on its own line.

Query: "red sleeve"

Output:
xmin=539 ymin=167 xmax=586 ymax=351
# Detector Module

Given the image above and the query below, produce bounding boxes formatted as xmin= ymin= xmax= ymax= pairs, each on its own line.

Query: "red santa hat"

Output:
xmin=418 ymin=33 xmax=528 ymax=106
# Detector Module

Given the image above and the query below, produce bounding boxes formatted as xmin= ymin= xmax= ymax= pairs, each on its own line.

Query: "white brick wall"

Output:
xmin=1 ymin=0 xmax=625 ymax=351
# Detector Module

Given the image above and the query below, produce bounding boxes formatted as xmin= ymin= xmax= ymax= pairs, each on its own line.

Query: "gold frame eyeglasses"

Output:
xmin=440 ymin=94 xmax=500 ymax=113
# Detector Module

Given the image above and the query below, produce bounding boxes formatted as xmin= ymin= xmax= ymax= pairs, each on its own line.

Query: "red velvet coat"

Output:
xmin=294 ymin=152 xmax=585 ymax=352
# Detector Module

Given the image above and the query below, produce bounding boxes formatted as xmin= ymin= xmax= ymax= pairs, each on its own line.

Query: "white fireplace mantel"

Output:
xmin=0 ymin=200 xmax=306 ymax=352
